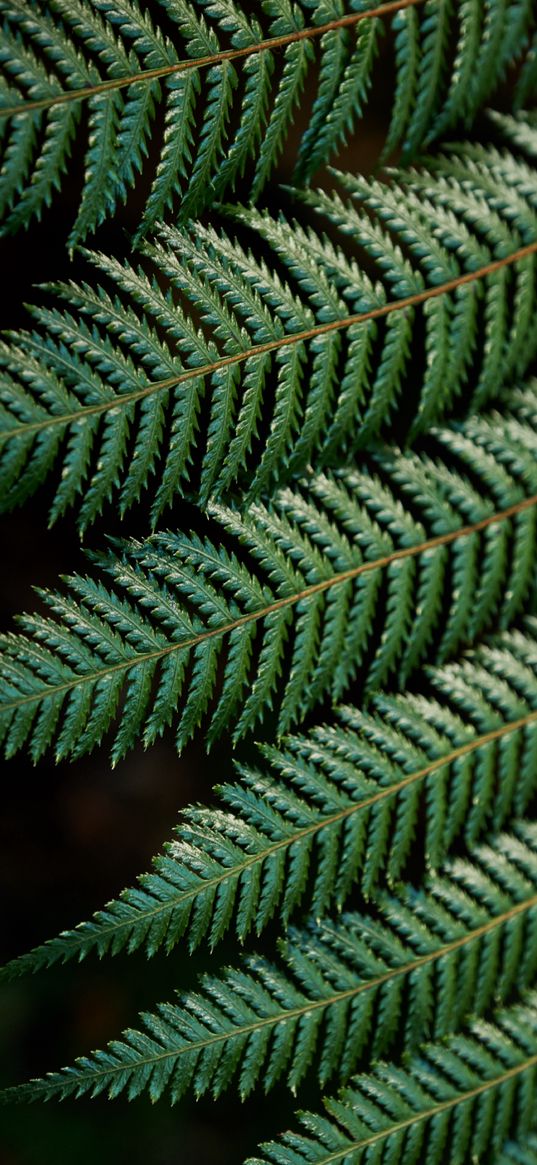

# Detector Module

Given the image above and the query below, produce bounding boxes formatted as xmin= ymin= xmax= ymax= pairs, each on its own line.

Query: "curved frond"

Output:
xmin=250 ymin=995 xmax=537 ymax=1165
xmin=2 ymin=397 xmax=537 ymax=765
xmin=2 ymin=823 xmax=537 ymax=1103
xmin=0 ymin=0 xmax=534 ymax=242
xmin=3 ymin=622 xmax=537 ymax=967
xmin=2 ymin=144 xmax=537 ymax=526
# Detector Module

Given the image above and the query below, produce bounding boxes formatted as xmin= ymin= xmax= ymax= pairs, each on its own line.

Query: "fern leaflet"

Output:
xmin=515 ymin=31 xmax=537 ymax=107
xmin=499 ymin=1139 xmax=537 ymax=1165
xmin=489 ymin=108 xmax=537 ymax=160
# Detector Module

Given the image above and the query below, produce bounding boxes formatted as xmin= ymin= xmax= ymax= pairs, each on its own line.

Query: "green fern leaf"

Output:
xmin=380 ymin=2 xmax=420 ymax=160
xmin=1 ymin=0 xmax=534 ymax=241
xmin=489 ymin=107 xmax=537 ymax=160
xmin=2 ymin=395 xmax=537 ymax=764
xmin=3 ymin=822 xmax=537 ymax=1103
xmin=292 ymin=1 xmax=379 ymax=185
xmin=515 ymin=31 xmax=537 ymax=107
xmin=499 ymin=1138 xmax=537 ymax=1165
xmin=1 ymin=2 xmax=537 ymax=1152
xmin=3 ymin=620 xmax=537 ymax=967
xmin=250 ymin=994 xmax=537 ymax=1165
xmin=425 ymin=0 xmax=480 ymax=141
xmin=399 ymin=0 xmax=453 ymax=160
xmin=2 ymin=143 xmax=537 ymax=526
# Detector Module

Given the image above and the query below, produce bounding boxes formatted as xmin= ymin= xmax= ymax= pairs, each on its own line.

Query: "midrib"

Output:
xmin=2 ymin=240 xmax=536 ymax=447
xmin=0 ymin=0 xmax=426 ymax=119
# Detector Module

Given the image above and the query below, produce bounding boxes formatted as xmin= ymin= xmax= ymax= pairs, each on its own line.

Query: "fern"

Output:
xmin=2 ymin=5 xmax=537 ymax=1159
xmin=489 ymin=107 xmax=537 ymax=159
xmin=2 ymin=140 xmax=537 ymax=524
xmin=250 ymin=994 xmax=537 ymax=1165
xmin=0 ymin=0 xmax=534 ymax=243
xmin=3 ymin=620 xmax=537 ymax=968
xmin=2 ymin=822 xmax=537 ymax=1104
xmin=500 ymin=1140 xmax=537 ymax=1165
xmin=515 ymin=30 xmax=537 ymax=108
xmin=2 ymin=393 xmax=537 ymax=764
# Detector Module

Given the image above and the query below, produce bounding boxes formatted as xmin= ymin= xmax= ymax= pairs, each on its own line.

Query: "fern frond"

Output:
xmin=3 ymin=822 xmax=537 ymax=1103
xmin=0 ymin=0 xmax=534 ymax=242
xmin=2 ymin=147 xmax=537 ymax=525
xmin=2 ymin=394 xmax=537 ymax=764
xmin=4 ymin=621 xmax=537 ymax=966
xmin=250 ymin=995 xmax=537 ymax=1165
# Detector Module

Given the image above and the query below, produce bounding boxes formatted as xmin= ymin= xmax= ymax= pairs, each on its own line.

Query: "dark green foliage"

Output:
xmin=2 ymin=822 xmax=537 ymax=1104
xmin=2 ymin=141 xmax=537 ymax=525
xmin=3 ymin=621 xmax=537 ymax=968
xmin=1 ymin=0 xmax=534 ymax=243
xmin=251 ymin=994 xmax=537 ymax=1165
xmin=2 ymin=1 xmax=537 ymax=1159
xmin=2 ymin=393 xmax=537 ymax=764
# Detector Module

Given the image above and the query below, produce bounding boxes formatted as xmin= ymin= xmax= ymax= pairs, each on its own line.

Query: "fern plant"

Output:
xmin=2 ymin=1 xmax=537 ymax=1162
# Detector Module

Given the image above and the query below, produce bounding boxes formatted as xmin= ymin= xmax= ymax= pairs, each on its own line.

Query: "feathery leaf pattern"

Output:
xmin=3 ymin=823 xmax=537 ymax=1102
xmin=2 ymin=395 xmax=537 ymax=764
xmin=250 ymin=995 xmax=537 ymax=1165
xmin=3 ymin=621 xmax=537 ymax=965
xmin=2 ymin=3 xmax=537 ymax=1153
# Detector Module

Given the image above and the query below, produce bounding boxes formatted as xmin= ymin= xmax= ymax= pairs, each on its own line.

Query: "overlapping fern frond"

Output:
xmin=250 ymin=994 xmax=537 ymax=1165
xmin=2 ymin=141 xmax=537 ymax=525
xmin=2 ymin=822 xmax=537 ymax=1104
xmin=1 ymin=0 xmax=534 ymax=243
xmin=3 ymin=621 xmax=537 ymax=968
xmin=2 ymin=393 xmax=537 ymax=764
xmin=2 ymin=2 xmax=537 ymax=1153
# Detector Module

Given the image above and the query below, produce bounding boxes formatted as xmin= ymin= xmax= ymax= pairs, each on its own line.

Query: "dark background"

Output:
xmin=0 ymin=10 xmax=522 ymax=1164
